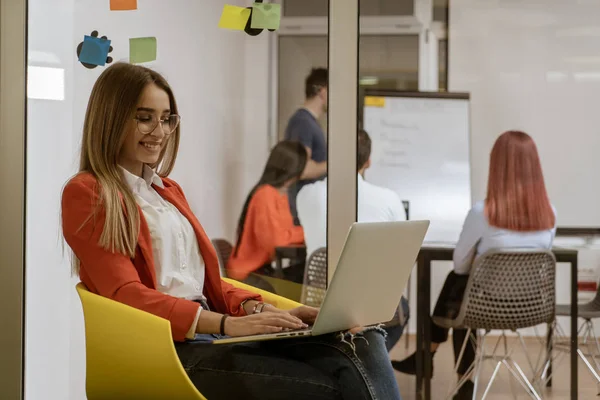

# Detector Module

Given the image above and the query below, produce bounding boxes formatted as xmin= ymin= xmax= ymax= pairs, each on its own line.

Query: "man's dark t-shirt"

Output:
xmin=284 ymin=108 xmax=327 ymax=220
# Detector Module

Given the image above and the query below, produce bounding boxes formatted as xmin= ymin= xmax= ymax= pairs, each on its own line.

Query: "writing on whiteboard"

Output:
xmin=363 ymin=94 xmax=471 ymax=242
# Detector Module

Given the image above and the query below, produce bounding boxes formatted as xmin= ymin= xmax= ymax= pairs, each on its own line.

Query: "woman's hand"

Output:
xmin=288 ymin=306 xmax=319 ymax=325
xmin=262 ymin=304 xmax=320 ymax=325
xmin=224 ymin=312 xmax=307 ymax=337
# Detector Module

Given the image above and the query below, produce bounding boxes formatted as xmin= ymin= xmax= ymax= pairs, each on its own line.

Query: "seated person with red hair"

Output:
xmin=392 ymin=131 xmax=557 ymax=400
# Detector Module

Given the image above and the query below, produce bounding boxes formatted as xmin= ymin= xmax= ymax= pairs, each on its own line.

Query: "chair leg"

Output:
xmin=473 ymin=331 xmax=544 ymax=400
xmin=509 ymin=359 xmax=543 ymax=400
xmin=480 ymin=361 xmax=502 ymax=400
xmin=591 ymin=320 xmax=600 ymax=358
xmin=539 ymin=318 xmax=578 ymax=387
xmin=516 ymin=331 xmax=546 ymax=393
xmin=502 ymin=333 xmax=518 ymax=400
xmin=585 ymin=321 xmax=600 ymax=372
xmin=579 ymin=347 xmax=600 ymax=383
xmin=472 ymin=333 xmax=488 ymax=400
xmin=573 ymin=320 xmax=600 ymax=389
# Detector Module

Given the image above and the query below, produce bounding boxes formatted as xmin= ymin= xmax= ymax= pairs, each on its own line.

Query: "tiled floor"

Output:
xmin=391 ymin=335 xmax=600 ymax=399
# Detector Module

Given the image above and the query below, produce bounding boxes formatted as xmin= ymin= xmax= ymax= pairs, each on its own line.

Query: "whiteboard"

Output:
xmin=362 ymin=91 xmax=471 ymax=242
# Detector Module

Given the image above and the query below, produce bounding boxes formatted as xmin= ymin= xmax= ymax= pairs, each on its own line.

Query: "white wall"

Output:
xmin=26 ymin=0 xmax=270 ymax=398
xmin=26 ymin=1 xmax=76 ymax=399
xmin=448 ymin=0 xmax=600 ymax=336
xmin=449 ymin=0 xmax=600 ymax=227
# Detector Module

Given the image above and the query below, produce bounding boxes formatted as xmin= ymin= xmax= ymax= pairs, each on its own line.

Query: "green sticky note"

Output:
xmin=129 ymin=37 xmax=157 ymax=64
xmin=219 ymin=4 xmax=251 ymax=30
xmin=251 ymin=2 xmax=281 ymax=30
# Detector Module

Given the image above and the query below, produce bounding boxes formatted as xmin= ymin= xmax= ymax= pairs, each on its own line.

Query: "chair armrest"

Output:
xmin=222 ymin=277 xmax=302 ymax=310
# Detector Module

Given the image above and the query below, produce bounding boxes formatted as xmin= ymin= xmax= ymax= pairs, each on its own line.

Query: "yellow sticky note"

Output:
xmin=219 ymin=4 xmax=251 ymax=30
xmin=365 ymin=96 xmax=386 ymax=107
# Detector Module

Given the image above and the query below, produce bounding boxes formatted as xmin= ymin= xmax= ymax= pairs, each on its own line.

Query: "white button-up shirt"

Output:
xmin=121 ymin=165 xmax=204 ymax=338
xmin=296 ymin=174 xmax=407 ymax=256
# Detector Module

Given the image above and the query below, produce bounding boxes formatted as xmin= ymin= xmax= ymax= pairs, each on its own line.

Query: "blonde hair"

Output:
xmin=73 ymin=63 xmax=180 ymax=274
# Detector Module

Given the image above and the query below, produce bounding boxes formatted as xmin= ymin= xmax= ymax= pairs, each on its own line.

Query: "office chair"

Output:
xmin=434 ymin=249 xmax=556 ymax=400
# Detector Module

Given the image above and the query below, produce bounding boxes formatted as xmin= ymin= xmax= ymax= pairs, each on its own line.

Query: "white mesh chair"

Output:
xmin=301 ymin=248 xmax=327 ymax=308
xmin=433 ymin=249 xmax=556 ymax=400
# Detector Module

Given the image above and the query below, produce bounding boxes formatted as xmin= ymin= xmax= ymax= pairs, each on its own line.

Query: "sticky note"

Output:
xmin=364 ymin=96 xmax=386 ymax=108
xmin=130 ymin=37 xmax=157 ymax=64
xmin=79 ymin=35 xmax=111 ymax=66
xmin=251 ymin=3 xmax=281 ymax=30
xmin=218 ymin=4 xmax=251 ymax=30
xmin=110 ymin=0 xmax=137 ymax=11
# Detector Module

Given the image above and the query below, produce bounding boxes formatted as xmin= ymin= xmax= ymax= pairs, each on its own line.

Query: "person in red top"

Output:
xmin=61 ymin=63 xmax=401 ymax=400
xmin=227 ymin=141 xmax=306 ymax=285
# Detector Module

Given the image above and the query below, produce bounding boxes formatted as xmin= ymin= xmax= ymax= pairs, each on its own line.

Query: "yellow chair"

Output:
xmin=76 ymin=277 xmax=302 ymax=400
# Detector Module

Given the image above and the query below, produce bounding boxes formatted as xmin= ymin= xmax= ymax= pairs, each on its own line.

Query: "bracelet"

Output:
xmin=252 ymin=302 xmax=263 ymax=314
xmin=252 ymin=302 xmax=269 ymax=314
xmin=220 ymin=315 xmax=228 ymax=336
xmin=240 ymin=298 xmax=252 ymax=314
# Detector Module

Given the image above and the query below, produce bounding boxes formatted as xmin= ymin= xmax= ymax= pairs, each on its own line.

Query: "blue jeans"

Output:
xmin=383 ymin=296 xmax=410 ymax=352
xmin=175 ymin=328 xmax=401 ymax=400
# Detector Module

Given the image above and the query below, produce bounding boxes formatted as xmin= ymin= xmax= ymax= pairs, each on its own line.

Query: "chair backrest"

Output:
xmin=301 ymin=247 xmax=327 ymax=307
xmin=457 ymin=249 xmax=556 ymax=331
xmin=212 ymin=238 xmax=233 ymax=277
xmin=75 ymin=284 xmax=206 ymax=400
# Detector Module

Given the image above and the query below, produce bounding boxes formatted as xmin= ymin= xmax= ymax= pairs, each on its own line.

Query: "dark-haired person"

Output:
xmin=391 ymin=130 xmax=557 ymax=400
xmin=284 ymin=67 xmax=328 ymax=222
xmin=227 ymin=141 xmax=307 ymax=286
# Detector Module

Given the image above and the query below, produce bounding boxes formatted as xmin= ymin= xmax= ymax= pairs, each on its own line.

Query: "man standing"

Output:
xmin=296 ymin=129 xmax=409 ymax=351
xmin=284 ymin=67 xmax=328 ymax=222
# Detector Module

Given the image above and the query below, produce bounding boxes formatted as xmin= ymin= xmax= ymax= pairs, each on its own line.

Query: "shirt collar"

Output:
xmin=120 ymin=164 xmax=164 ymax=192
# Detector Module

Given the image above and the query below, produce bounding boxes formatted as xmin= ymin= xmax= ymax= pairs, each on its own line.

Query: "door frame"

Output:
xmin=0 ymin=0 xmax=27 ymax=399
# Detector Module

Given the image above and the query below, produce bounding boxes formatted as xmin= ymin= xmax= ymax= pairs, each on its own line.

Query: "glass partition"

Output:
xmin=21 ymin=1 xmax=346 ymax=398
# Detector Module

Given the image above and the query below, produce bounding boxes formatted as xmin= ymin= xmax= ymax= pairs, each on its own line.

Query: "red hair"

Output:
xmin=485 ymin=131 xmax=555 ymax=231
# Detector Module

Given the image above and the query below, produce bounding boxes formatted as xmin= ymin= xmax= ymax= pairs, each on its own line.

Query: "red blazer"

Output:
xmin=62 ymin=172 xmax=261 ymax=342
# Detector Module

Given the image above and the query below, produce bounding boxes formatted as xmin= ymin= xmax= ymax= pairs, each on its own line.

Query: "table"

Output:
xmin=273 ymin=245 xmax=307 ymax=279
xmin=415 ymin=245 xmax=579 ymax=400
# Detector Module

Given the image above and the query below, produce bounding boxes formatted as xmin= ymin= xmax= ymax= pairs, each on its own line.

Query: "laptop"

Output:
xmin=213 ymin=220 xmax=429 ymax=344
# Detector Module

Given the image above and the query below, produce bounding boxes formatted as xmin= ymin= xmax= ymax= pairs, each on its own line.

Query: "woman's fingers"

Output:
xmin=252 ymin=325 xmax=284 ymax=335
xmin=249 ymin=312 xmax=305 ymax=329
xmin=262 ymin=315 xmax=305 ymax=329
xmin=263 ymin=312 xmax=304 ymax=325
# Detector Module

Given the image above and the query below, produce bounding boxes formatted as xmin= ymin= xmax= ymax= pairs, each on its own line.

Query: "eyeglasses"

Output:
xmin=134 ymin=114 xmax=181 ymax=135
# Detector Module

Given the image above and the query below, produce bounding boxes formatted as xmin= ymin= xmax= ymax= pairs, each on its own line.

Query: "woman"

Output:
xmin=227 ymin=141 xmax=306 ymax=286
xmin=392 ymin=131 xmax=556 ymax=400
xmin=62 ymin=63 xmax=401 ymax=400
